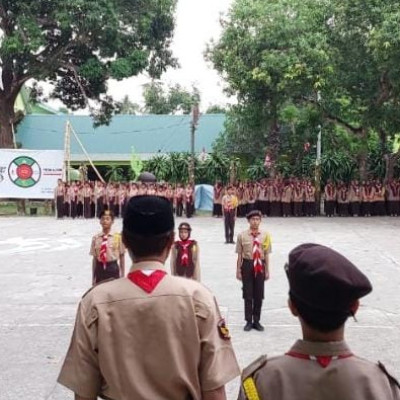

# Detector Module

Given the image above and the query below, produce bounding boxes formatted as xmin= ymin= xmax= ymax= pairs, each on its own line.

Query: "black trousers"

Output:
xmin=56 ymin=196 xmax=64 ymax=218
xmin=176 ymin=201 xmax=183 ymax=217
xmin=96 ymin=198 xmax=104 ymax=218
xmin=186 ymin=202 xmax=195 ymax=218
xmin=241 ymin=259 xmax=265 ymax=323
xmin=94 ymin=261 xmax=120 ymax=284
xmin=224 ymin=210 xmax=235 ymax=242
xmin=83 ymin=197 xmax=91 ymax=219
xmin=324 ymin=200 xmax=336 ymax=216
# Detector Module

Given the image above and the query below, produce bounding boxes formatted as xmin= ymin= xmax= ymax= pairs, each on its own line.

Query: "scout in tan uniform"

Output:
xmin=89 ymin=209 xmax=125 ymax=285
xmin=213 ymin=181 xmax=224 ymax=217
xmin=349 ymin=180 xmax=361 ymax=216
xmin=54 ymin=179 xmax=65 ymax=219
xmin=58 ymin=195 xmax=240 ymax=400
xmin=238 ymin=243 xmax=400 ymax=400
xmin=324 ymin=179 xmax=337 ymax=217
xmin=281 ymin=180 xmax=293 ymax=217
xmin=170 ymin=222 xmax=201 ymax=281
xmin=236 ymin=210 xmax=271 ymax=331
xmin=222 ymin=185 xmax=238 ymax=244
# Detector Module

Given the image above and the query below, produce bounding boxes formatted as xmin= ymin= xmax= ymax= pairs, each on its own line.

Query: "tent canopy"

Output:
xmin=195 ymin=184 xmax=213 ymax=211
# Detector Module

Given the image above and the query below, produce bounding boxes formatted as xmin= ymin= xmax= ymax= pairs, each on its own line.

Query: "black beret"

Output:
xmin=286 ymin=243 xmax=372 ymax=314
xmin=246 ymin=209 xmax=262 ymax=220
xmin=138 ymin=171 xmax=157 ymax=183
xmin=123 ymin=195 xmax=174 ymax=236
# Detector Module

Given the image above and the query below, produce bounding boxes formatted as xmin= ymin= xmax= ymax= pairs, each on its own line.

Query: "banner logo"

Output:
xmin=8 ymin=156 xmax=41 ymax=188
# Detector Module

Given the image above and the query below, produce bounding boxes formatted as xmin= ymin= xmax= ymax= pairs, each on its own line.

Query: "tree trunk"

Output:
xmin=0 ymin=97 xmax=16 ymax=148
xmin=357 ymin=129 xmax=368 ymax=180
xmin=358 ymin=151 xmax=368 ymax=180
xmin=267 ymin=117 xmax=280 ymax=178
xmin=385 ymin=152 xmax=400 ymax=180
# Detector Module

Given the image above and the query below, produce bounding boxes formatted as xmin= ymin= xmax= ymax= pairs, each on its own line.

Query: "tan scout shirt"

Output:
xmin=236 ymin=230 xmax=272 ymax=260
xmin=58 ymin=261 xmax=240 ymax=400
xmin=238 ymin=340 xmax=400 ymax=400
xmin=89 ymin=232 xmax=125 ymax=262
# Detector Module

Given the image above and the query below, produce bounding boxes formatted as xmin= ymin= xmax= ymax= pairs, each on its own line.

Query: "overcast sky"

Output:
xmin=107 ymin=0 xmax=234 ymax=110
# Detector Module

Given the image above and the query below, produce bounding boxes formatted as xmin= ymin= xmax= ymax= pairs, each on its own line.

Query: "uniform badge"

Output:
xmin=217 ymin=318 xmax=231 ymax=340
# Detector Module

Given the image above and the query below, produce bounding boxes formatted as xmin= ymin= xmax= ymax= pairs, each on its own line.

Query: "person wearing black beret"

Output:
xmin=236 ymin=209 xmax=272 ymax=332
xmin=238 ymin=243 xmax=400 ymax=400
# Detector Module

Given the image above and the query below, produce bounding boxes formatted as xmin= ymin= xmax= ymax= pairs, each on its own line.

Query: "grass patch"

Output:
xmin=0 ymin=201 xmax=54 ymax=216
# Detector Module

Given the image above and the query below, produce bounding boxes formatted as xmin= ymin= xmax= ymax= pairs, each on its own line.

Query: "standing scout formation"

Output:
xmin=236 ymin=210 xmax=271 ymax=331
xmin=238 ymin=244 xmax=400 ymax=400
xmin=54 ymin=180 xmax=196 ymax=219
xmin=170 ymin=222 xmax=201 ymax=281
xmin=58 ymin=196 xmax=240 ymax=400
xmin=212 ymin=178 xmax=400 ymax=218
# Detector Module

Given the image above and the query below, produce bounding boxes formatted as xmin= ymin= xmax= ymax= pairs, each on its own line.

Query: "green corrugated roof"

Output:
xmin=16 ymin=114 xmax=225 ymax=159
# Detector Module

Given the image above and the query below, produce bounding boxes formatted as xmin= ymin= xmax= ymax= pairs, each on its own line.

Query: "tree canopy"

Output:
xmin=208 ymin=0 xmax=400 ymax=179
xmin=142 ymin=81 xmax=200 ymax=114
xmin=0 ymin=0 xmax=177 ymax=147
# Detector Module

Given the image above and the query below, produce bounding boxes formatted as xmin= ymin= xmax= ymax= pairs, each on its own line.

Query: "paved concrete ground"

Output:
xmin=1 ymin=215 xmax=400 ymax=399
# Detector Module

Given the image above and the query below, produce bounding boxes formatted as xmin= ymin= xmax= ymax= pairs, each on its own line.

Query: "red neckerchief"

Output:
xmin=327 ymin=184 xmax=334 ymax=198
xmin=177 ymin=240 xmax=194 ymax=266
xmin=341 ymin=187 xmax=347 ymax=201
xmin=100 ymin=234 xmax=108 ymax=268
xmin=251 ymin=232 xmax=263 ymax=276
xmin=286 ymin=350 xmax=353 ymax=368
xmin=128 ymin=270 xmax=167 ymax=293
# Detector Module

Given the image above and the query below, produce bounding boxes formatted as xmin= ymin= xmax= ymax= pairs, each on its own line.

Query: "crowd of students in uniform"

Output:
xmin=54 ymin=177 xmax=400 ymax=220
xmin=213 ymin=178 xmax=400 ymax=217
xmin=54 ymin=179 xmax=196 ymax=219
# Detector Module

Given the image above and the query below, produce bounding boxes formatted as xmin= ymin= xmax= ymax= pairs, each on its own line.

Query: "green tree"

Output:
xmin=0 ymin=0 xmax=177 ymax=147
xmin=118 ymin=96 xmax=140 ymax=115
xmin=205 ymin=105 xmax=226 ymax=114
xmin=143 ymin=81 xmax=200 ymax=114
xmin=208 ymin=0 xmax=400 ymax=179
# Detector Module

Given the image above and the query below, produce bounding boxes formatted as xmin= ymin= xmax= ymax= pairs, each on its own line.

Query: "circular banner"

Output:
xmin=8 ymin=156 xmax=41 ymax=188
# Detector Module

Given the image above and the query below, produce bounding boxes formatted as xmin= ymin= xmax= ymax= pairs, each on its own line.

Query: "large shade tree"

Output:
xmin=208 ymin=0 xmax=400 ymax=179
xmin=0 ymin=0 xmax=177 ymax=148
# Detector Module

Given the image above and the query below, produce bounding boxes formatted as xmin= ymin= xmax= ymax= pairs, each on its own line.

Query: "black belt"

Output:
xmin=96 ymin=260 xmax=118 ymax=267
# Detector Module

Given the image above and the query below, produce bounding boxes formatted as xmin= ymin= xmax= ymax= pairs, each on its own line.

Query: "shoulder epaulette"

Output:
xmin=242 ymin=355 xmax=268 ymax=380
xmin=378 ymin=361 xmax=400 ymax=388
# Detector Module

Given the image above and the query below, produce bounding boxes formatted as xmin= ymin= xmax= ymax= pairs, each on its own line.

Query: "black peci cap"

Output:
xmin=138 ymin=171 xmax=157 ymax=183
xmin=123 ymin=195 xmax=174 ymax=236
xmin=246 ymin=210 xmax=262 ymax=220
xmin=286 ymin=243 xmax=372 ymax=314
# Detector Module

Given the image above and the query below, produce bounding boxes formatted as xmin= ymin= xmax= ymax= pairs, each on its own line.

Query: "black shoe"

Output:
xmin=244 ymin=322 xmax=253 ymax=331
xmin=252 ymin=322 xmax=264 ymax=331
xmin=225 ymin=241 xmax=229 ymax=244
xmin=230 ymin=240 xmax=235 ymax=244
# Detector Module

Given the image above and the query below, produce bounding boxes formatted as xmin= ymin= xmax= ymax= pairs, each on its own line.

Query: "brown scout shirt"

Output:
xmin=238 ymin=340 xmax=400 ymax=400
xmin=58 ymin=261 xmax=240 ymax=400
xmin=89 ymin=232 xmax=125 ymax=262
xmin=236 ymin=230 xmax=272 ymax=260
